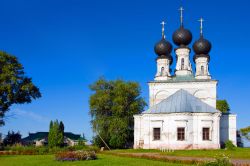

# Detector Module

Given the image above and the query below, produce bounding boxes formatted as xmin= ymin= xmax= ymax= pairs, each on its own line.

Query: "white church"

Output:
xmin=133 ymin=7 xmax=237 ymax=150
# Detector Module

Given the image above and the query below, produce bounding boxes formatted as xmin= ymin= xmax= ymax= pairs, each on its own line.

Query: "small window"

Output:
xmin=177 ymin=127 xmax=185 ymax=141
xmin=203 ymin=128 xmax=210 ymax=140
xmin=201 ymin=66 xmax=204 ymax=75
xmin=181 ymin=58 xmax=184 ymax=70
xmin=160 ymin=67 xmax=164 ymax=76
xmin=153 ymin=128 xmax=160 ymax=140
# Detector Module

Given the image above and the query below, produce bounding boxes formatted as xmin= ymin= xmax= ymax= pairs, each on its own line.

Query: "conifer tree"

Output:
xmin=48 ymin=120 xmax=64 ymax=147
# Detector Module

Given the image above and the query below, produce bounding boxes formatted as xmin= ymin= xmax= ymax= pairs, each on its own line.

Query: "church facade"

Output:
xmin=133 ymin=7 xmax=237 ymax=150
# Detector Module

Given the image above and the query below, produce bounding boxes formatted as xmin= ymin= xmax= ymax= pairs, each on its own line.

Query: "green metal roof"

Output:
xmin=143 ymin=89 xmax=219 ymax=114
xmin=22 ymin=132 xmax=81 ymax=141
xmin=149 ymin=75 xmax=217 ymax=83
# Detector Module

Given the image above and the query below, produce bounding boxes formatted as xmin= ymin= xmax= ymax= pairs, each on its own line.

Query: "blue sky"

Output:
xmin=1 ymin=0 xmax=250 ymax=142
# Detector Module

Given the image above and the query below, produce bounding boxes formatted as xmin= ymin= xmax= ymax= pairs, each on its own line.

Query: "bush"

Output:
xmin=0 ymin=145 xmax=99 ymax=155
xmin=202 ymin=157 xmax=232 ymax=166
xmin=2 ymin=145 xmax=49 ymax=155
xmin=66 ymin=145 xmax=99 ymax=152
xmin=55 ymin=150 xmax=97 ymax=161
xmin=225 ymin=140 xmax=236 ymax=150
xmin=3 ymin=131 xmax=22 ymax=146
xmin=0 ymin=144 xmax=4 ymax=151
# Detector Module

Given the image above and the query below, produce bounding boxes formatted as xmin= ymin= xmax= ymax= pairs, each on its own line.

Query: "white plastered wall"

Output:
xmin=155 ymin=58 xmax=171 ymax=81
xmin=175 ymin=48 xmax=193 ymax=76
xmin=148 ymin=80 xmax=218 ymax=108
xmin=195 ymin=57 xmax=211 ymax=79
xmin=220 ymin=114 xmax=237 ymax=146
xmin=134 ymin=113 xmax=221 ymax=150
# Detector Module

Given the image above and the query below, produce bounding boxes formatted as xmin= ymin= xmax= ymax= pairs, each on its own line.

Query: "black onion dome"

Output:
xmin=154 ymin=38 xmax=173 ymax=56
xmin=172 ymin=26 xmax=192 ymax=46
xmin=193 ymin=36 xmax=212 ymax=55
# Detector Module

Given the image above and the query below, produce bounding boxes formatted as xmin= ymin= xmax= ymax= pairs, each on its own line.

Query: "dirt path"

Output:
xmin=105 ymin=152 xmax=250 ymax=166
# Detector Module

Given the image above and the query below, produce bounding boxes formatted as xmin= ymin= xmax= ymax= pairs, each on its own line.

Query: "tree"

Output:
xmin=59 ymin=121 xmax=64 ymax=133
xmin=58 ymin=121 xmax=64 ymax=146
xmin=48 ymin=120 xmax=56 ymax=147
xmin=0 ymin=51 xmax=41 ymax=126
xmin=82 ymin=133 xmax=87 ymax=141
xmin=48 ymin=120 xmax=64 ymax=147
xmin=77 ymin=133 xmax=87 ymax=146
xmin=89 ymin=78 xmax=146 ymax=149
xmin=240 ymin=126 xmax=250 ymax=141
xmin=216 ymin=100 xmax=230 ymax=113
xmin=3 ymin=131 xmax=21 ymax=146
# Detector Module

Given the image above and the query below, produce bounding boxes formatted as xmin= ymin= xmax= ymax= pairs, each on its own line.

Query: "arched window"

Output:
xmin=160 ymin=67 xmax=164 ymax=76
xmin=201 ymin=66 xmax=204 ymax=75
xmin=181 ymin=58 xmax=184 ymax=70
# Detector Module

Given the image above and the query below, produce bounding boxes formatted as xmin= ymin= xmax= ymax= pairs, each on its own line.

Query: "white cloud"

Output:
xmin=10 ymin=108 xmax=50 ymax=123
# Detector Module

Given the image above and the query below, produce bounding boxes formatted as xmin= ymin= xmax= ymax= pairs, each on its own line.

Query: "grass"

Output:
xmin=0 ymin=154 xmax=193 ymax=166
xmin=108 ymin=148 xmax=250 ymax=159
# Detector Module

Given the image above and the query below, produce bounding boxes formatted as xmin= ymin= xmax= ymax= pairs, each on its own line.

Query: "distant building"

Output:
xmin=237 ymin=131 xmax=244 ymax=147
xmin=133 ymin=6 xmax=237 ymax=150
xmin=22 ymin=132 xmax=84 ymax=146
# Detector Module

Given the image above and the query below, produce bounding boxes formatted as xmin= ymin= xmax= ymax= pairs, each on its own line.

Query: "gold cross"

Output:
xmin=179 ymin=6 xmax=184 ymax=25
xmin=198 ymin=17 xmax=205 ymax=35
xmin=160 ymin=21 xmax=166 ymax=38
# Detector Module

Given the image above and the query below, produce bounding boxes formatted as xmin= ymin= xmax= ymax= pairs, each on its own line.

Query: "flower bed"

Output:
xmin=55 ymin=150 xmax=97 ymax=161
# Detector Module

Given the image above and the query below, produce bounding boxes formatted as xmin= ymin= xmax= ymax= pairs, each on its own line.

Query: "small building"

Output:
xmin=237 ymin=130 xmax=244 ymax=147
xmin=22 ymin=132 xmax=84 ymax=146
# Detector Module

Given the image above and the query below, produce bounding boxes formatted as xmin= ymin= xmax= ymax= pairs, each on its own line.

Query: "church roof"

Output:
xmin=143 ymin=89 xmax=219 ymax=114
xmin=149 ymin=75 xmax=217 ymax=83
xmin=22 ymin=132 xmax=82 ymax=141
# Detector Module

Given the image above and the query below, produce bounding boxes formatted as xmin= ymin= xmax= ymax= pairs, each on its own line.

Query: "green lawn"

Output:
xmin=0 ymin=154 xmax=192 ymax=166
xmin=108 ymin=148 xmax=250 ymax=159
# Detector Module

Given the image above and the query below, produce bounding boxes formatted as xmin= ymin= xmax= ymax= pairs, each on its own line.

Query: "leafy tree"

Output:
xmin=216 ymin=100 xmax=230 ymax=113
xmin=0 ymin=51 xmax=41 ymax=126
xmin=89 ymin=78 xmax=146 ymax=149
xmin=3 ymin=131 xmax=21 ymax=146
xmin=240 ymin=126 xmax=250 ymax=140
xmin=48 ymin=120 xmax=64 ymax=147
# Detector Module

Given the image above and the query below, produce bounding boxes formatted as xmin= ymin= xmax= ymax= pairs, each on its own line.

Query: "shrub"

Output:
xmin=3 ymin=131 xmax=22 ymax=146
xmin=0 ymin=145 xmax=51 ymax=155
xmin=67 ymin=145 xmax=99 ymax=152
xmin=0 ymin=145 xmax=99 ymax=155
xmin=201 ymin=155 xmax=232 ymax=166
xmin=55 ymin=150 xmax=97 ymax=161
xmin=225 ymin=140 xmax=236 ymax=150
